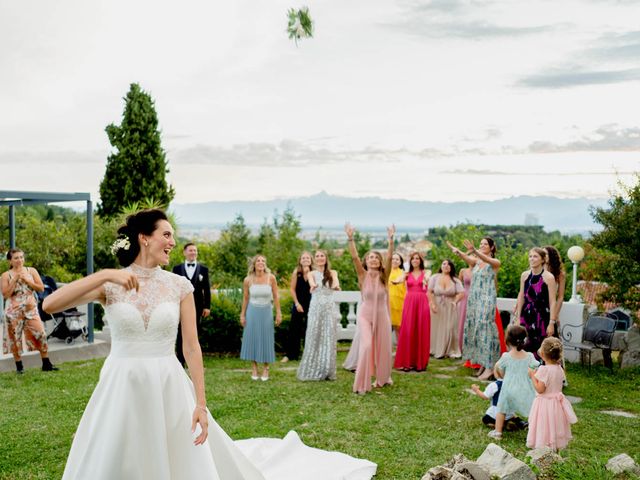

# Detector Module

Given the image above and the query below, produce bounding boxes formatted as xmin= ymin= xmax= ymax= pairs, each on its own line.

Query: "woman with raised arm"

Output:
xmin=514 ymin=247 xmax=557 ymax=360
xmin=2 ymin=248 xmax=57 ymax=374
xmin=240 ymin=255 xmax=282 ymax=381
xmin=388 ymin=253 xmax=406 ymax=342
xmin=394 ymin=251 xmax=431 ymax=371
xmin=282 ymin=251 xmax=313 ymax=363
xmin=344 ymin=223 xmax=395 ymax=395
xmin=447 ymin=237 xmax=501 ymax=381
xmin=297 ymin=250 xmax=340 ymax=381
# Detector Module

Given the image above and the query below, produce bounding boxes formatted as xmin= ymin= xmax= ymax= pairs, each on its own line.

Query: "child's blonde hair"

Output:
xmin=540 ymin=337 xmax=563 ymax=362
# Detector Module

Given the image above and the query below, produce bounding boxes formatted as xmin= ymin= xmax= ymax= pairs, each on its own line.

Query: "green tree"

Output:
xmin=589 ymin=175 xmax=640 ymax=313
xmin=98 ymin=83 xmax=175 ymax=217
xmin=211 ymin=214 xmax=252 ymax=282
xmin=265 ymin=206 xmax=305 ymax=281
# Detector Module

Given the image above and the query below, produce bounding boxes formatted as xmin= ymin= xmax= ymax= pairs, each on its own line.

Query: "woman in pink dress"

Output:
xmin=344 ymin=223 xmax=395 ymax=395
xmin=394 ymin=252 xmax=431 ymax=371
xmin=527 ymin=337 xmax=577 ymax=450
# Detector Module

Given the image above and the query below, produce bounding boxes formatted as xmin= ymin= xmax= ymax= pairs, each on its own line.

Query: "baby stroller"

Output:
xmin=37 ymin=275 xmax=88 ymax=344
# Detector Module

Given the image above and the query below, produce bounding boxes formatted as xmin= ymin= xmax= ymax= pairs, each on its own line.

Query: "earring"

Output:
xmin=144 ymin=241 xmax=148 ymax=247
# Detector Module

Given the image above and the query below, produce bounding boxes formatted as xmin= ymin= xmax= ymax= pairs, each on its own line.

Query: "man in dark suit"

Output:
xmin=172 ymin=243 xmax=211 ymax=365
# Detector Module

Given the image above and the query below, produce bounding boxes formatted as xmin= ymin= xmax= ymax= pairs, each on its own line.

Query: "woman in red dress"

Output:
xmin=393 ymin=252 xmax=431 ymax=371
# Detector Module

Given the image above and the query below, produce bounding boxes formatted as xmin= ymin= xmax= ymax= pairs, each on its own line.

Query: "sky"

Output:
xmin=1 ymin=0 xmax=639 ymax=204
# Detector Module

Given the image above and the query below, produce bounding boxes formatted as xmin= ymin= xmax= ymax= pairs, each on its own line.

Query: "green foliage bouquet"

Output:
xmin=287 ymin=7 xmax=313 ymax=45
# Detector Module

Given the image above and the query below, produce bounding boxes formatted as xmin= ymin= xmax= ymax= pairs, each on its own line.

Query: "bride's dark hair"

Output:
xmin=116 ymin=209 xmax=168 ymax=267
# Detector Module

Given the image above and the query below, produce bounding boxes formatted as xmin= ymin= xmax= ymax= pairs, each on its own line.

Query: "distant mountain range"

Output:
xmin=172 ymin=192 xmax=608 ymax=234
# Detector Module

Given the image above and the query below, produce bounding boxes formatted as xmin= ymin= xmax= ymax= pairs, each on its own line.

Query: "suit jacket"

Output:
xmin=172 ymin=263 xmax=211 ymax=316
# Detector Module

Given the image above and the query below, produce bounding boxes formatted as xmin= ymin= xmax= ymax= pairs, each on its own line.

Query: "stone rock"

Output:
xmin=455 ymin=461 xmax=491 ymax=480
xmin=600 ymin=410 xmax=638 ymax=418
xmin=476 ymin=443 xmax=536 ymax=480
xmin=620 ymin=325 xmax=640 ymax=369
xmin=421 ymin=465 xmax=467 ymax=480
xmin=421 ymin=454 xmax=490 ymax=480
xmin=605 ymin=453 xmax=640 ymax=475
xmin=526 ymin=447 xmax=563 ymax=471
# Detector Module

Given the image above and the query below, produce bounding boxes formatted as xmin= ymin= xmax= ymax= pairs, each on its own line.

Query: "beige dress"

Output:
xmin=429 ymin=274 xmax=463 ymax=358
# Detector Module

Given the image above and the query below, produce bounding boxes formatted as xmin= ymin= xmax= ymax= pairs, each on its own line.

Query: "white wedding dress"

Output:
xmin=62 ymin=264 xmax=376 ymax=480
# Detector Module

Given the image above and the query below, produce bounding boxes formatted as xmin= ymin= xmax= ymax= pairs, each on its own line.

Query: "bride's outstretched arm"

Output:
xmin=43 ymin=269 xmax=138 ymax=313
xmin=180 ymin=295 xmax=209 ymax=446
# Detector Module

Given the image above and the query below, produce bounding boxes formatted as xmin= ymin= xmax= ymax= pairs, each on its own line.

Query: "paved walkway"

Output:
xmin=0 ymin=332 xmax=110 ymax=373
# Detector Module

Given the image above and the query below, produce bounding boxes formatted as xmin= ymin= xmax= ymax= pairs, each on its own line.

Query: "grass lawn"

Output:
xmin=1 ymin=349 xmax=639 ymax=480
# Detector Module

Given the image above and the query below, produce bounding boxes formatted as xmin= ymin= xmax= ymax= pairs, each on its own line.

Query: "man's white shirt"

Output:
xmin=185 ymin=261 xmax=197 ymax=280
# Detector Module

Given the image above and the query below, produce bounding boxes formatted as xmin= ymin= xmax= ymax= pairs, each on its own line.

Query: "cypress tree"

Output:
xmin=98 ymin=83 xmax=175 ymax=217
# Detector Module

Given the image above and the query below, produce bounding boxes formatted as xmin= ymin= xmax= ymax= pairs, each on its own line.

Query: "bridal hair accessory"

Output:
xmin=110 ymin=236 xmax=131 ymax=256
xmin=287 ymin=7 xmax=313 ymax=45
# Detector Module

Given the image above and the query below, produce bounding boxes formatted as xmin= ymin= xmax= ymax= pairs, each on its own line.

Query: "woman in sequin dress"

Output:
xmin=297 ymin=250 xmax=340 ymax=381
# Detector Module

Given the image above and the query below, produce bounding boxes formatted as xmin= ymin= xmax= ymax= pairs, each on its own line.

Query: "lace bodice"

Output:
xmin=104 ymin=264 xmax=194 ymax=345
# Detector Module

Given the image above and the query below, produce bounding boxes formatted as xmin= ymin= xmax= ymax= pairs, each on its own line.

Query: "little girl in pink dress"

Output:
xmin=527 ymin=337 xmax=577 ymax=450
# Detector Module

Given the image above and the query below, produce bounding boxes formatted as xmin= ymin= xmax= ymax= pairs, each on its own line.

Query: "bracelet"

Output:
xmin=348 ymin=237 xmax=354 ymax=242
xmin=195 ymin=405 xmax=207 ymax=413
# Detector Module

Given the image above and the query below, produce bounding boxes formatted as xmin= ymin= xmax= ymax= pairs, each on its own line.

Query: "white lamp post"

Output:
xmin=567 ymin=246 xmax=585 ymax=303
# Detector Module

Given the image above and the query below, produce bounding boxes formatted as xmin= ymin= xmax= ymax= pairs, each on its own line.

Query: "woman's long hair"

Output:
xmin=483 ymin=237 xmax=497 ymax=258
xmin=295 ymin=251 xmax=313 ymax=275
xmin=391 ymin=253 xmax=405 ymax=272
xmin=408 ymin=251 xmax=425 ymax=272
xmin=247 ymin=255 xmax=271 ymax=284
xmin=362 ymin=250 xmax=388 ymax=286
xmin=544 ymin=245 xmax=565 ymax=281
xmin=314 ymin=250 xmax=334 ymax=288
xmin=438 ymin=258 xmax=457 ymax=281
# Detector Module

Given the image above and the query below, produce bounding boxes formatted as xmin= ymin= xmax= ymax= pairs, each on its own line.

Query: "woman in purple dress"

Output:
xmin=514 ymin=248 xmax=557 ymax=359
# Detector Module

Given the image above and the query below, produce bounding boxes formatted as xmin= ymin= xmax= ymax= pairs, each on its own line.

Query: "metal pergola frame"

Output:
xmin=0 ymin=190 xmax=95 ymax=343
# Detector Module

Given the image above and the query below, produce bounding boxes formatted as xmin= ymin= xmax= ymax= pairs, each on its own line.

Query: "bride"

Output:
xmin=43 ymin=209 xmax=376 ymax=480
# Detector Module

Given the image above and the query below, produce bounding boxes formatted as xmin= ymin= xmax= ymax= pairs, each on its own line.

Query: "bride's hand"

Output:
xmin=109 ymin=269 xmax=139 ymax=291
xmin=192 ymin=406 xmax=209 ymax=446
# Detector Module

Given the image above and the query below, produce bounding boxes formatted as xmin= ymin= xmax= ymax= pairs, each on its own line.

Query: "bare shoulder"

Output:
xmin=542 ymin=270 xmax=556 ymax=282
xmin=521 ymin=270 xmax=530 ymax=280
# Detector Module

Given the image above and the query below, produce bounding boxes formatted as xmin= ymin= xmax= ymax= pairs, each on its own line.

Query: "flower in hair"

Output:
xmin=110 ymin=236 xmax=131 ymax=256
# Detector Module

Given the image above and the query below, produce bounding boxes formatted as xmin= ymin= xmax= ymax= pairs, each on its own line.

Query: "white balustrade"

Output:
xmin=333 ymin=291 xmax=361 ymax=340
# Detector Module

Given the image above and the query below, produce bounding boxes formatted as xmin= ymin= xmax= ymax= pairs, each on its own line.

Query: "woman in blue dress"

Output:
xmin=240 ymin=255 xmax=282 ymax=381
